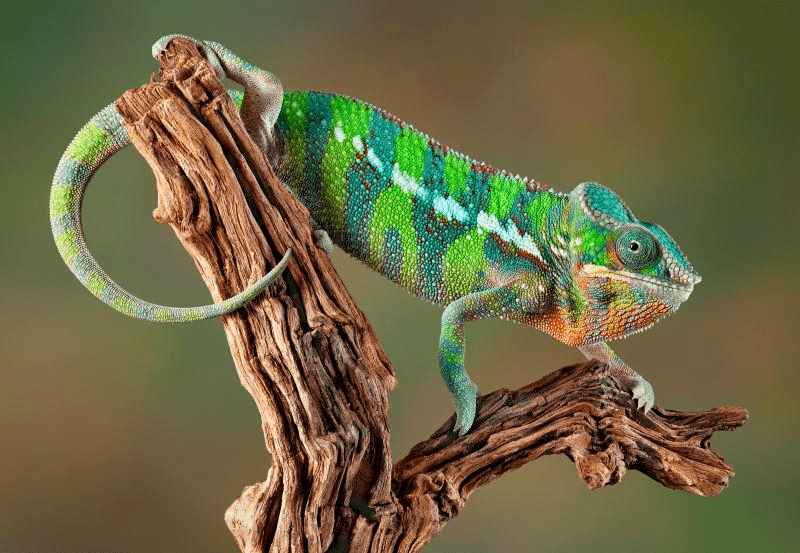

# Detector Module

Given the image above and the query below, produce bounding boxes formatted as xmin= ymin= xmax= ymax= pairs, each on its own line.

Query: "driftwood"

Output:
xmin=114 ymin=38 xmax=748 ymax=553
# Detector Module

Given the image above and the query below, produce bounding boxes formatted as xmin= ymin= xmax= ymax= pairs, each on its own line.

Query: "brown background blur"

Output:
xmin=2 ymin=1 xmax=798 ymax=551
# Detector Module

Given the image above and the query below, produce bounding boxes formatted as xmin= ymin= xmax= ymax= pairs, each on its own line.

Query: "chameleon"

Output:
xmin=50 ymin=36 xmax=702 ymax=436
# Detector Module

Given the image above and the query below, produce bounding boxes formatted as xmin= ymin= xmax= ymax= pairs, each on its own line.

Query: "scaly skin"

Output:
xmin=51 ymin=36 xmax=702 ymax=435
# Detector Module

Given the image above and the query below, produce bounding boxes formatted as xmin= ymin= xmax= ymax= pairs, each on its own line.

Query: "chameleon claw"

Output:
xmin=152 ymin=34 xmax=196 ymax=59
xmin=452 ymin=381 xmax=480 ymax=437
xmin=152 ymin=35 xmax=225 ymax=80
xmin=580 ymin=345 xmax=658 ymax=414
xmin=630 ymin=375 xmax=655 ymax=413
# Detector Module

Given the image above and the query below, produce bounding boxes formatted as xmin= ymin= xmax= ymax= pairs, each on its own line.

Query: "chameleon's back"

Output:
xmin=273 ymin=90 xmax=564 ymax=306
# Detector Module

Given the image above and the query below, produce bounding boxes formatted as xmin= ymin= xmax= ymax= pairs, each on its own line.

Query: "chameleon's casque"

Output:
xmin=50 ymin=36 xmax=701 ymax=435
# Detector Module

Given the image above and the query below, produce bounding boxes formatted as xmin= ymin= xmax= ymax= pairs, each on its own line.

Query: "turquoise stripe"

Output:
xmin=341 ymin=109 xmax=400 ymax=261
xmin=415 ymin=141 xmax=454 ymax=301
xmin=50 ymin=212 xmax=80 ymax=236
xmin=71 ymin=250 xmax=95 ymax=280
xmin=53 ymin=156 xmax=89 ymax=187
xmin=299 ymin=91 xmax=335 ymax=225
xmin=93 ymin=104 xmax=127 ymax=142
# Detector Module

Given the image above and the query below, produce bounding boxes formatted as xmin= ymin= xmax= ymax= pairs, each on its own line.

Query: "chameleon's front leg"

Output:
xmin=440 ymin=287 xmax=517 ymax=436
xmin=579 ymin=342 xmax=655 ymax=411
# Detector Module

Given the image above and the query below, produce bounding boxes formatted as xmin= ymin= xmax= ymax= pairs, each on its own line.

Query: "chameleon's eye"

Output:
xmin=615 ymin=227 xmax=658 ymax=270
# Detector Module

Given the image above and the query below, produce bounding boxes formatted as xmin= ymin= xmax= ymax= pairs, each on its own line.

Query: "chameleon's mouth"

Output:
xmin=581 ymin=264 xmax=696 ymax=294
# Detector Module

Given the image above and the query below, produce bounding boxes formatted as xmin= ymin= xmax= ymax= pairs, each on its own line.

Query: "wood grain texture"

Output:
xmin=115 ymin=38 xmax=747 ymax=553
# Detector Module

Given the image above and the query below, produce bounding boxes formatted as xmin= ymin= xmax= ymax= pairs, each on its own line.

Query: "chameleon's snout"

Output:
xmin=670 ymin=265 xmax=702 ymax=287
xmin=669 ymin=271 xmax=700 ymax=306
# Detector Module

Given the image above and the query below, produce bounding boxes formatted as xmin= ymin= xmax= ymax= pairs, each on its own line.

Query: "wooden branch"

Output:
xmin=114 ymin=38 xmax=747 ymax=553
xmin=116 ymin=38 xmax=397 ymax=553
xmin=394 ymin=360 xmax=748 ymax=530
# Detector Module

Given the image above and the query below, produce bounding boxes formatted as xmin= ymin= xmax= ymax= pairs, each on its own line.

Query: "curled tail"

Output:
xmin=50 ymin=102 xmax=291 ymax=322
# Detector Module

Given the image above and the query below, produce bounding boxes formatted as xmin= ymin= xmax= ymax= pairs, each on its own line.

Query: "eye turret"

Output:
xmin=615 ymin=226 xmax=658 ymax=270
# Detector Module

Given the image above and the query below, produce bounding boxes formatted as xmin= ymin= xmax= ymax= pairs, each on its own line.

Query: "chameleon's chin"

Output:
xmin=664 ymin=279 xmax=698 ymax=312
xmin=673 ymin=284 xmax=695 ymax=305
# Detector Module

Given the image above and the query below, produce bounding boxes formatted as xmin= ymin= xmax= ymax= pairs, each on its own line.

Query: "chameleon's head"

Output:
xmin=562 ymin=182 xmax=701 ymax=344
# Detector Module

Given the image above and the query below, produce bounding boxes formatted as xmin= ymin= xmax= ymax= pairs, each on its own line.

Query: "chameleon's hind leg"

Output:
xmin=152 ymin=35 xmax=283 ymax=153
xmin=152 ymin=37 xmax=332 ymax=259
xmin=440 ymin=286 xmax=518 ymax=436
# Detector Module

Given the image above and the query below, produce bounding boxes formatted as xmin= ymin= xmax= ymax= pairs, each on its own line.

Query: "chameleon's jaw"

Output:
xmin=581 ymin=264 xmax=697 ymax=296
xmin=579 ymin=263 xmax=697 ymax=322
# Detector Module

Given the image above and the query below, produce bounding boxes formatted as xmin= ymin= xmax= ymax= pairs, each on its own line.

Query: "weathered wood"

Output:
xmin=394 ymin=362 xmax=747 ymax=506
xmin=115 ymin=38 xmax=747 ymax=553
xmin=116 ymin=38 xmax=397 ymax=553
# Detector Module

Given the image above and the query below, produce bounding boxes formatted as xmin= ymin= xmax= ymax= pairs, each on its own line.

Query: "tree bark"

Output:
xmin=115 ymin=38 xmax=748 ymax=553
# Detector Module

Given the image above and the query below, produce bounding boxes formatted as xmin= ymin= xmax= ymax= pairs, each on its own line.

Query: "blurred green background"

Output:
xmin=2 ymin=1 xmax=798 ymax=551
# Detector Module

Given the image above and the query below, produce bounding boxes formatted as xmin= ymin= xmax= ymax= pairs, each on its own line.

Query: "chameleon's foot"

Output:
xmin=313 ymin=229 xmax=334 ymax=257
xmin=452 ymin=381 xmax=480 ymax=437
xmin=152 ymin=35 xmax=226 ymax=79
xmin=628 ymin=373 xmax=655 ymax=413
xmin=151 ymin=35 xmax=284 ymax=155
xmin=578 ymin=343 xmax=655 ymax=413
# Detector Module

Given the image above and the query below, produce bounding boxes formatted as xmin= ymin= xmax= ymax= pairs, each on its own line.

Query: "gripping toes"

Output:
xmin=152 ymin=35 xmax=226 ymax=78
xmin=453 ymin=381 xmax=480 ymax=437
xmin=151 ymin=35 xmax=283 ymax=159
xmin=629 ymin=373 xmax=655 ymax=412
xmin=578 ymin=343 xmax=655 ymax=413
xmin=152 ymin=34 xmax=200 ymax=59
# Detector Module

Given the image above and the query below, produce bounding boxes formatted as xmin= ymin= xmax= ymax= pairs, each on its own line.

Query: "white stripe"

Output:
xmin=476 ymin=211 xmax=543 ymax=259
xmin=367 ymin=149 xmax=384 ymax=172
xmin=433 ymin=194 xmax=468 ymax=222
xmin=392 ymin=163 xmax=429 ymax=199
xmin=334 ymin=126 xmax=345 ymax=142
xmin=550 ymin=244 xmax=569 ymax=258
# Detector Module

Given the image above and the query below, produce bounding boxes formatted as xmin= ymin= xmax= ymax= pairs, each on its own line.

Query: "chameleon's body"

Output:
xmin=50 ymin=37 xmax=701 ymax=435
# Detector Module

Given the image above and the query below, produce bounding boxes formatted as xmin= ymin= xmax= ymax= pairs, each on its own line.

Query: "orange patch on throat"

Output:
xmin=634 ymin=301 xmax=671 ymax=330
xmin=601 ymin=301 xmax=672 ymax=341
xmin=605 ymin=303 xmax=629 ymax=339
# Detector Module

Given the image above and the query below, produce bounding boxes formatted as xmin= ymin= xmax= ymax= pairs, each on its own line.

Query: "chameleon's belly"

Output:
xmin=273 ymin=90 xmax=559 ymax=306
